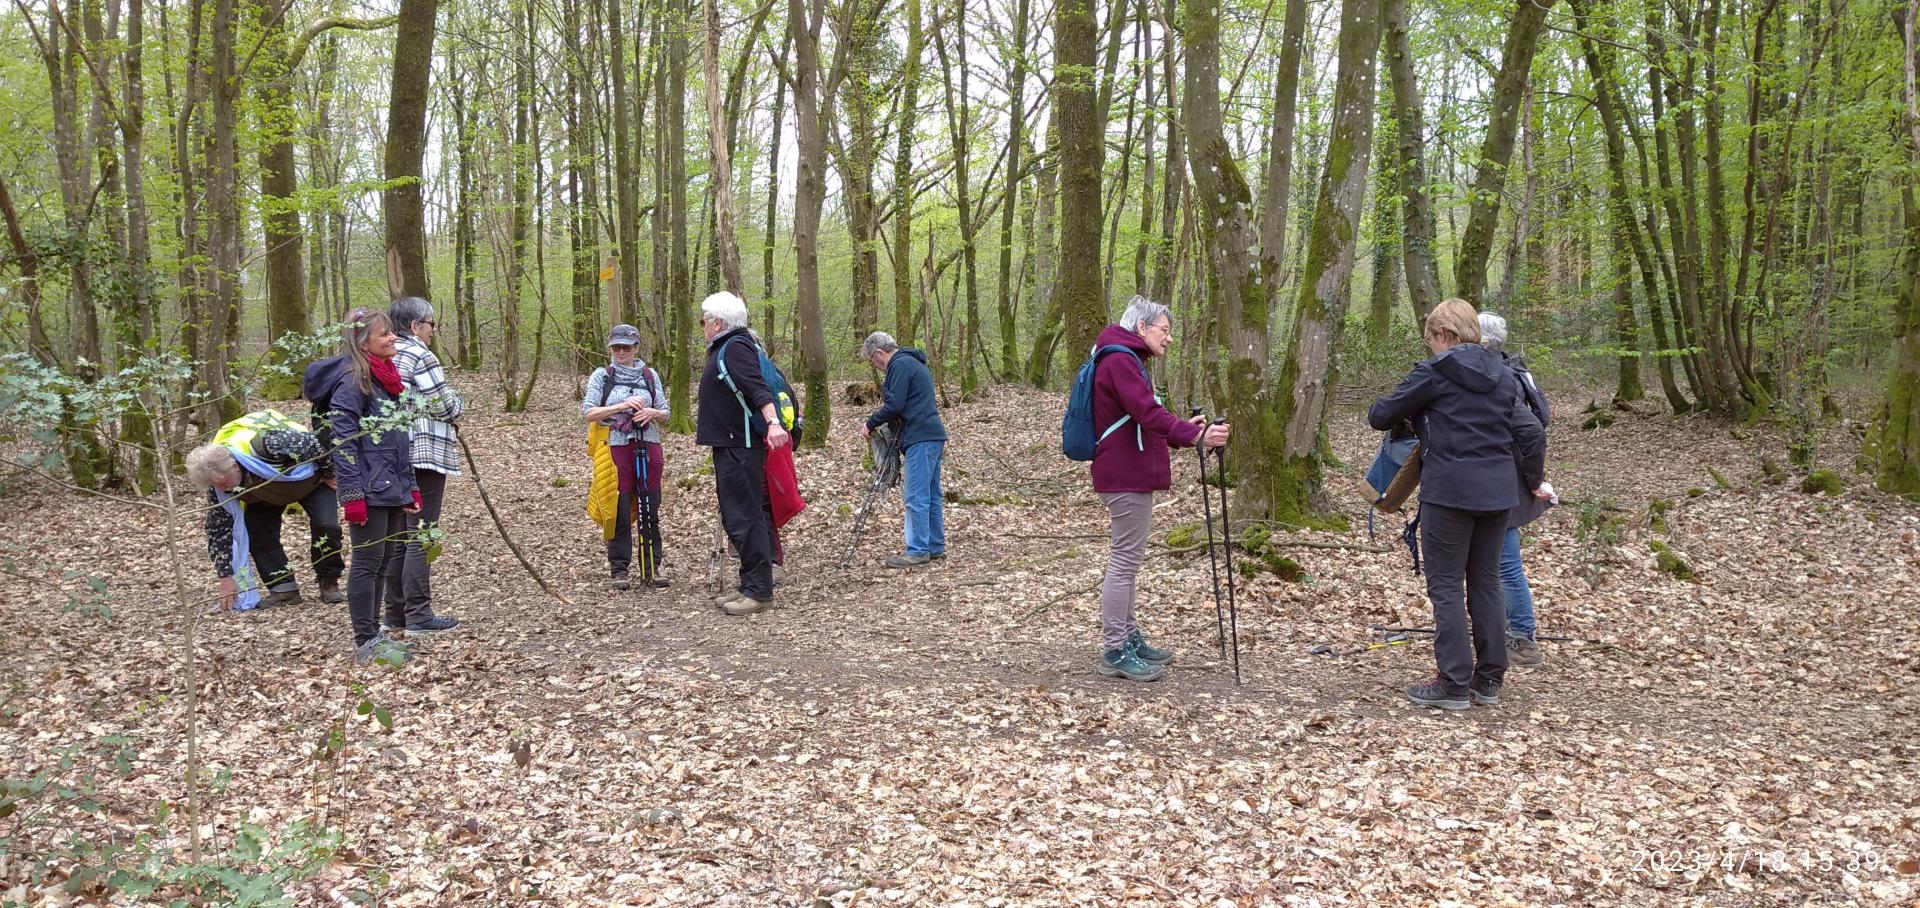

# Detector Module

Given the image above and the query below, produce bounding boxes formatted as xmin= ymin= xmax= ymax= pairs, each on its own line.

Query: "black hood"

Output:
xmin=1431 ymin=343 xmax=1503 ymax=393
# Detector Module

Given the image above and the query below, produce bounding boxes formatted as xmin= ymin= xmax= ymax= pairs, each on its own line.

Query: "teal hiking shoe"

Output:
xmin=1098 ymin=646 xmax=1166 ymax=682
xmin=1126 ymin=630 xmax=1175 ymax=665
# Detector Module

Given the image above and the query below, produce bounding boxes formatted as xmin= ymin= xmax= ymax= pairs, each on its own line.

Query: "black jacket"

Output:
xmin=866 ymin=348 xmax=947 ymax=447
xmin=1368 ymin=343 xmax=1545 ymax=513
xmin=697 ymin=327 xmax=777 ymax=448
xmin=1503 ymin=351 xmax=1553 ymax=528
xmin=327 ymin=373 xmax=418 ymax=507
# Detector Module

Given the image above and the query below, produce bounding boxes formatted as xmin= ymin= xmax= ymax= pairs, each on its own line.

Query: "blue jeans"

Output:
xmin=1501 ymin=527 xmax=1537 ymax=640
xmin=902 ymin=441 xmax=946 ymax=557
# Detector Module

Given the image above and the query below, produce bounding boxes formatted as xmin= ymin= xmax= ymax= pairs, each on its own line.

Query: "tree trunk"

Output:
xmin=1380 ymin=0 xmax=1439 ymax=320
xmin=1451 ymin=0 xmax=1556 ymax=305
xmin=1024 ymin=128 xmax=1062 ymax=386
xmin=1873 ymin=0 xmax=1920 ymax=499
xmin=832 ymin=2 xmax=883 ymax=339
xmin=891 ymin=0 xmax=919 ymax=342
xmin=936 ymin=7 xmax=982 ymax=394
xmin=668 ymin=0 xmax=694 ymax=432
xmin=505 ymin=0 xmax=532 ymax=394
xmin=1263 ymin=0 xmax=1382 ymax=522
xmin=787 ymin=0 xmax=832 ymax=446
xmin=1367 ymin=108 xmax=1400 ymax=341
xmin=997 ymin=0 xmax=1031 ymax=372
xmin=1152 ymin=7 xmax=1182 ymax=303
xmin=1056 ymin=0 xmax=1104 ymax=359
xmin=1260 ymin=0 xmax=1308 ymax=268
xmin=1187 ymin=0 xmax=1287 ymax=517
xmin=253 ymin=0 xmax=308 ymax=398
xmin=607 ymin=0 xmax=640 ymax=327
xmin=383 ymin=0 xmax=438 ymax=298
xmin=203 ymin=0 xmax=241 ymax=425
xmin=704 ymin=0 xmax=743 ymax=295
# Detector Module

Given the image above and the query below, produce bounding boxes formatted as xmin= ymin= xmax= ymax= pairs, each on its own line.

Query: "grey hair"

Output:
xmin=1478 ymin=312 xmax=1510 ymax=352
xmin=185 ymin=444 xmax=239 ymax=490
xmin=701 ymin=291 xmax=750 ymax=331
xmin=388 ymin=296 xmax=434 ymax=338
xmin=1119 ymin=295 xmax=1171 ymax=332
xmin=860 ymin=331 xmax=898 ymax=361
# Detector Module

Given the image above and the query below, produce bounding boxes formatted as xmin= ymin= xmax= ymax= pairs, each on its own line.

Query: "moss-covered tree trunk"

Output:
xmin=1184 ymin=0 xmax=1278 ymax=509
xmin=1056 ymin=0 xmax=1105 ymax=360
xmin=1261 ymin=0 xmax=1382 ymax=523
xmin=890 ymin=1 xmax=919 ymax=344
xmin=383 ymin=0 xmax=437 ymax=299
xmin=1875 ymin=9 xmax=1920 ymax=499
xmin=1380 ymin=0 xmax=1440 ymax=322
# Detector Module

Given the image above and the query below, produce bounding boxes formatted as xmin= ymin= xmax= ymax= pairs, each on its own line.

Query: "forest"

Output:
xmin=1 ymin=0 xmax=1918 ymax=899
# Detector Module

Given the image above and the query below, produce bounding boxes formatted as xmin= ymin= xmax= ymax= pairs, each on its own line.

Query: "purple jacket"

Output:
xmin=1090 ymin=323 xmax=1203 ymax=493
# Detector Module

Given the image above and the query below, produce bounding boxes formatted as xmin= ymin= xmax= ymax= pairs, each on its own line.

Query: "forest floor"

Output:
xmin=1 ymin=372 xmax=1917 ymax=907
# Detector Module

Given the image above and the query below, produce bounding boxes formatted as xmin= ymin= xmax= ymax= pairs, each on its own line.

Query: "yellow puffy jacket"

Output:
xmin=585 ymin=422 xmax=619 ymax=541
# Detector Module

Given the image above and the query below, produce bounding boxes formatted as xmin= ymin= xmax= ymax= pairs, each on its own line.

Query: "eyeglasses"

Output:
xmin=1144 ymin=321 xmax=1173 ymax=336
xmin=419 ymin=319 xmax=437 ymax=328
xmin=609 ymin=344 xmax=635 ymax=352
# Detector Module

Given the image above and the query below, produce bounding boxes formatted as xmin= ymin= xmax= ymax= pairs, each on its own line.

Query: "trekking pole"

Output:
xmin=1212 ymin=423 xmax=1242 ymax=684
xmin=840 ymin=427 xmax=901 ymax=568
xmin=636 ymin=446 xmax=655 ymax=581
xmin=1190 ymin=406 xmax=1226 ymax=658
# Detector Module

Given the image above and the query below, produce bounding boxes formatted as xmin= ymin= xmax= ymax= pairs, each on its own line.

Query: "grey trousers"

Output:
xmin=1098 ymin=491 xmax=1155 ymax=652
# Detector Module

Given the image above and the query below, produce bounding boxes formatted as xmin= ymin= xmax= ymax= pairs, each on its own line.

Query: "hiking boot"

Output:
xmin=318 ymin=580 xmax=346 ymax=605
xmin=718 ymin=594 xmax=773 ymax=617
xmin=264 ymin=586 xmax=302 ymax=607
xmin=1406 ymin=676 xmax=1471 ymax=710
xmin=929 ymin=551 xmax=947 ymax=561
xmin=646 ymin=576 xmax=672 ymax=589
xmin=884 ymin=553 xmax=931 ymax=568
xmin=1098 ymin=646 xmax=1166 ymax=682
xmin=610 ymin=571 xmax=631 ymax=591
xmin=406 ymin=615 xmax=460 ymax=633
xmin=1470 ymin=677 xmax=1502 ymax=706
xmin=771 ymin=564 xmax=788 ymax=587
xmin=1126 ymin=630 xmax=1175 ymax=666
xmin=1508 ymin=636 xmax=1545 ymax=668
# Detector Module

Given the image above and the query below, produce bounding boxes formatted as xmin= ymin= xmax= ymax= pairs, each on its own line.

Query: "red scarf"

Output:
xmin=368 ymin=355 xmax=403 ymax=396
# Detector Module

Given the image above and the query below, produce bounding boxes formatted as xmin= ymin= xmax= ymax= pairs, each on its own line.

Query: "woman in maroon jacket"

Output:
xmin=1091 ymin=297 xmax=1230 ymax=682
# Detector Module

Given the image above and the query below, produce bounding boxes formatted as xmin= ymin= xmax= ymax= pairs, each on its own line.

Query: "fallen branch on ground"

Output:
xmin=453 ymin=425 xmax=573 ymax=606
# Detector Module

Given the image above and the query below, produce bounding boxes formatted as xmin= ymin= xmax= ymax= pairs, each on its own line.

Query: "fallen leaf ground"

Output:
xmin=2 ymin=374 xmax=1917 ymax=907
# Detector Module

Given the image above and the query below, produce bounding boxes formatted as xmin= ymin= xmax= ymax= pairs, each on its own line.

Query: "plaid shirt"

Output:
xmin=393 ymin=335 xmax=464 ymax=475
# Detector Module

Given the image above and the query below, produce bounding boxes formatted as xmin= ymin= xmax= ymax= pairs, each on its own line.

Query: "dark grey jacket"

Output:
xmin=1368 ymin=343 xmax=1545 ymax=513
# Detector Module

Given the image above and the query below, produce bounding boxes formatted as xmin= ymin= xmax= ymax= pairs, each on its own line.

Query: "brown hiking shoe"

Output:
xmin=1508 ymin=636 xmax=1545 ymax=667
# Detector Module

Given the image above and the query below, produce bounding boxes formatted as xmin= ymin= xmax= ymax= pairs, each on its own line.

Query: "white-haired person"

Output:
xmin=1088 ymin=296 xmax=1230 ymax=682
xmin=185 ymin=412 xmax=343 ymax=612
xmin=1478 ymin=311 xmax=1555 ymax=667
xmin=695 ymin=291 xmax=790 ymax=616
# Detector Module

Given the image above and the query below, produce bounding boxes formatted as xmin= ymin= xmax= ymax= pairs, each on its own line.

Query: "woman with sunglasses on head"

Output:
xmin=327 ymin=307 xmax=422 ymax=664
xmin=583 ymin=324 xmax=671 ymax=590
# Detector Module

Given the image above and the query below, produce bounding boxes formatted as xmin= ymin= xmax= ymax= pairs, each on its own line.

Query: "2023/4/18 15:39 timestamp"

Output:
xmin=1631 ymin=848 xmax=1906 ymax=876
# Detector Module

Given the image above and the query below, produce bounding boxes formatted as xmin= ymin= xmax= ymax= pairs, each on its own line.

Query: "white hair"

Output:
xmin=860 ymin=331 xmax=898 ymax=361
xmin=701 ymin=291 xmax=750 ymax=331
xmin=185 ymin=444 xmax=239 ymax=490
xmin=1478 ymin=312 xmax=1510 ymax=352
xmin=1119 ymin=295 xmax=1171 ymax=331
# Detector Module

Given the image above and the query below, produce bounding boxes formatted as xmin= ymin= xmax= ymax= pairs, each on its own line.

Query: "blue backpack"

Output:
xmin=1061 ymin=344 xmax=1149 ymax=461
xmin=716 ymin=336 xmax=801 ymax=446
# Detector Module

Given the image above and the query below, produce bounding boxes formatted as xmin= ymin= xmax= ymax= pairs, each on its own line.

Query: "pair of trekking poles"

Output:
xmin=1190 ymin=407 xmax=1243 ymax=685
xmin=633 ymin=446 xmax=662 ymax=581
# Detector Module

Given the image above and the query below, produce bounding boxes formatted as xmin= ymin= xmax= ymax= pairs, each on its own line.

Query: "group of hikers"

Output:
xmin=188 ymin=287 xmax=1553 ymax=707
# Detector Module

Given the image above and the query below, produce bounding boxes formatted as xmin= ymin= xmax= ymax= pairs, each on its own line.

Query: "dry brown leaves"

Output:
xmin=0 ymin=375 xmax=1915 ymax=906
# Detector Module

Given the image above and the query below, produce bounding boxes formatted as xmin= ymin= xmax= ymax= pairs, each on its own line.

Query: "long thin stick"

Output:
xmin=1213 ymin=434 xmax=1241 ymax=685
xmin=1190 ymin=408 xmax=1226 ymax=658
xmin=453 ymin=425 xmax=573 ymax=605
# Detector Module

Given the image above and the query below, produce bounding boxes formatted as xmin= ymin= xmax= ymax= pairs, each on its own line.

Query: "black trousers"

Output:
xmin=713 ymin=446 xmax=774 ymax=601
xmin=243 ymin=484 xmax=343 ymax=592
xmin=1419 ymin=502 xmax=1510 ymax=694
xmin=384 ymin=469 xmax=446 ymax=626
xmin=347 ymin=506 xmax=406 ymax=646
